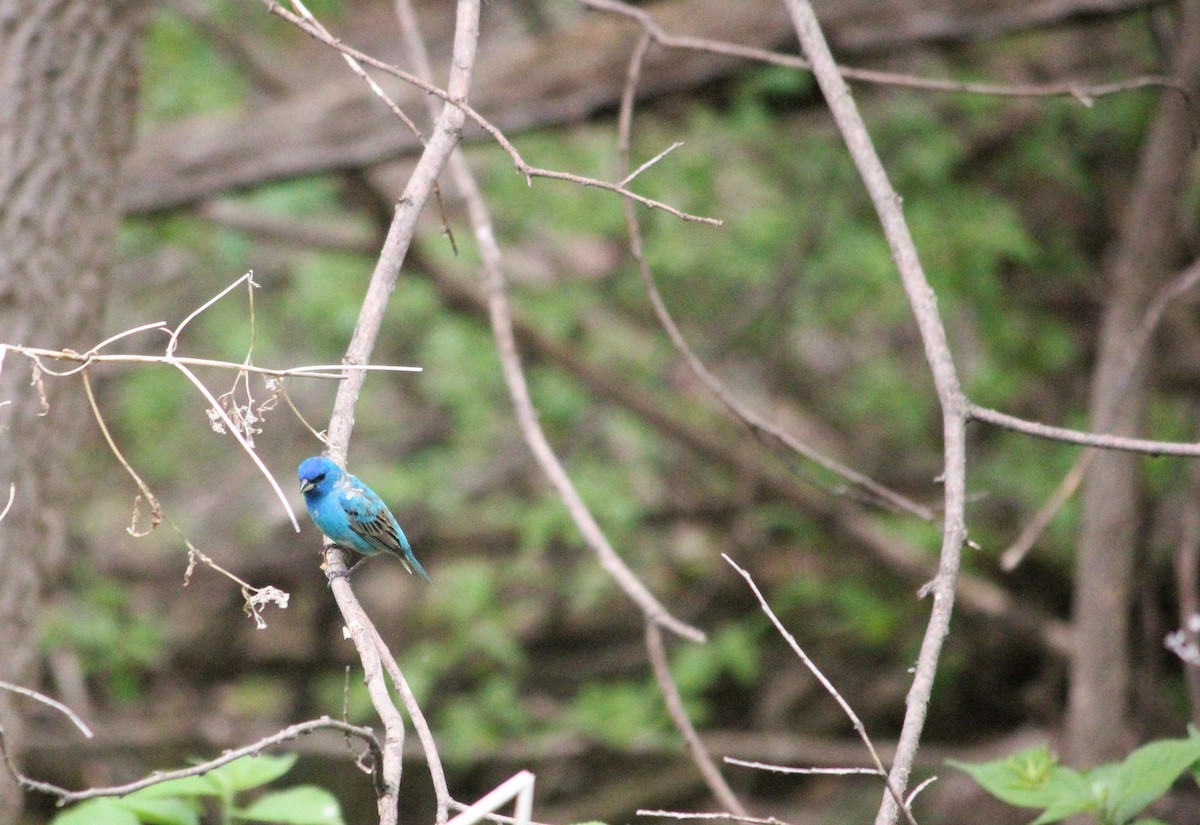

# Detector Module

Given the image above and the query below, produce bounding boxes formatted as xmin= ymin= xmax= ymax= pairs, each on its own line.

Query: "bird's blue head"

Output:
xmin=298 ymin=456 xmax=343 ymax=499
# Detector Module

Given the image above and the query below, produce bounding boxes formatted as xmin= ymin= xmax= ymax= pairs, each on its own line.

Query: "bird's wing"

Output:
xmin=339 ymin=483 xmax=405 ymax=556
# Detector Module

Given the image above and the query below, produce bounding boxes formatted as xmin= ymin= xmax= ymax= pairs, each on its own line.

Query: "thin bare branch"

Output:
xmin=724 ymin=554 xmax=916 ymax=825
xmin=0 ymin=484 xmax=13 ymax=524
xmin=613 ymin=16 xmax=935 ymax=526
xmin=970 ymin=404 xmax=1200 ymax=456
xmin=638 ymin=811 xmax=794 ymax=825
xmin=646 ymin=622 xmax=747 ymax=813
xmin=778 ymin=6 xmax=969 ymax=824
xmin=0 ymin=682 xmax=92 ymax=739
xmin=446 ymin=772 xmax=535 ymax=825
xmin=168 ymin=358 xmax=299 ymax=531
xmin=10 ymin=717 xmax=380 ymax=804
xmin=81 ymin=369 xmax=289 ymax=627
xmin=583 ymin=0 xmax=1192 ymax=108
xmin=300 ymin=1 xmax=485 ymax=822
xmin=724 ymin=758 xmax=880 ymax=776
xmin=906 ymin=776 xmax=938 ymax=808
xmin=2 ymin=345 xmax=421 ymax=380
xmin=1000 ymin=256 xmax=1200 ymax=568
xmin=262 ymin=0 xmax=721 ymax=227
xmin=370 ymin=619 xmax=451 ymax=824
xmin=165 ymin=271 xmax=254 ymax=357
xmin=286 ymin=0 xmax=457 ymax=249
xmin=388 ymin=0 xmax=704 ymax=644
xmin=619 ymin=141 xmax=683 ymax=187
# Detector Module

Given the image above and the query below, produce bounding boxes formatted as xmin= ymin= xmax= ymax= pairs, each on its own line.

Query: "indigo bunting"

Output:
xmin=298 ymin=456 xmax=430 ymax=583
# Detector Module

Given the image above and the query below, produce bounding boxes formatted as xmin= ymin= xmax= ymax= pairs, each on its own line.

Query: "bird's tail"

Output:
xmin=403 ymin=553 xmax=432 ymax=584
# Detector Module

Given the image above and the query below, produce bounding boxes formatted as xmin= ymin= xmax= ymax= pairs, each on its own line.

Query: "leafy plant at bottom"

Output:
xmin=50 ymin=753 xmax=343 ymax=825
xmin=948 ymin=731 xmax=1200 ymax=825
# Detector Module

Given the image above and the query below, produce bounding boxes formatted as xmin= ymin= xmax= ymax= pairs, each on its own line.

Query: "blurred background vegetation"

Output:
xmin=16 ymin=1 xmax=1200 ymax=823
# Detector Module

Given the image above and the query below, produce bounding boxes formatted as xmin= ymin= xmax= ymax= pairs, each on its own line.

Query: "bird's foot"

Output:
xmin=324 ymin=554 xmax=366 ymax=587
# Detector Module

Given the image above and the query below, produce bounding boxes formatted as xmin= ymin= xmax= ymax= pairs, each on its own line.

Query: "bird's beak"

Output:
xmin=300 ymin=479 xmax=314 ymax=494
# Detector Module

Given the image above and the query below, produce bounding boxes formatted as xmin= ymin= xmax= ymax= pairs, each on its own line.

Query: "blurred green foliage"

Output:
xmin=42 ymin=571 xmax=164 ymax=703
xmin=59 ymin=5 xmax=1178 ymax=817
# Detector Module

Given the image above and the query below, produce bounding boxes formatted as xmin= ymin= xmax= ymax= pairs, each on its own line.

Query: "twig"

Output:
xmin=0 ymin=484 xmax=13 ymax=524
xmin=9 ymin=716 xmax=380 ymax=804
xmin=81 ymin=369 xmax=289 ymax=628
xmin=646 ymin=622 xmax=747 ymax=814
xmin=724 ymin=555 xmax=917 ymax=825
xmin=261 ymin=0 xmax=721 ymax=227
xmin=369 ymin=620 xmax=451 ymax=824
xmin=329 ymin=593 xmax=406 ymax=820
xmin=638 ymin=812 xmax=793 ymax=825
xmin=1000 ymin=256 xmax=1200 ymax=568
xmin=969 ymin=404 xmax=1200 ymax=456
xmin=447 ymin=802 xmax=558 ymax=825
xmin=165 ymin=271 xmax=254 ymax=357
xmin=6 ymin=346 xmax=420 ymax=380
xmin=285 ymin=0 xmax=458 ymax=251
xmin=169 ymin=358 xmax=300 ymax=531
xmin=0 ymin=682 xmax=92 ymax=739
xmin=905 ymin=776 xmax=937 ymax=808
xmin=619 ymin=141 xmax=683 ymax=187
xmin=446 ymin=772 xmax=534 ymax=825
xmin=582 ymin=0 xmax=1193 ymax=108
xmin=723 ymin=759 xmax=880 ymax=777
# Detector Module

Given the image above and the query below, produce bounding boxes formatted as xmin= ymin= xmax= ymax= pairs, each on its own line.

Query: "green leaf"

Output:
xmin=235 ymin=786 xmax=344 ymax=824
xmin=1105 ymin=736 xmax=1200 ymax=824
xmin=51 ymin=798 xmax=140 ymax=825
xmin=208 ymin=753 xmax=299 ymax=794
xmin=117 ymin=796 xmax=200 ymax=825
xmin=948 ymin=744 xmax=1089 ymax=810
xmin=1028 ymin=796 xmax=1096 ymax=825
xmin=125 ymin=775 xmax=222 ymax=799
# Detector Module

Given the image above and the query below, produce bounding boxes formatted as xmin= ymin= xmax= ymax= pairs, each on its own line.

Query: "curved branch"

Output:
xmin=778 ymin=4 xmax=970 ymax=825
xmin=385 ymin=0 xmax=704 ymax=643
xmin=584 ymin=0 xmax=1193 ymax=109
xmin=613 ymin=20 xmax=935 ymax=526
xmin=7 ymin=717 xmax=381 ymax=804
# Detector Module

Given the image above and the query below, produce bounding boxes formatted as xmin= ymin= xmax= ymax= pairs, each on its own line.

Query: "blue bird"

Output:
xmin=298 ymin=456 xmax=430 ymax=583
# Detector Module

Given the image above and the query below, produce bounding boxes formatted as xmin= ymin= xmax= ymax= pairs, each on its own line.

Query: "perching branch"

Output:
xmin=284 ymin=1 xmax=483 ymax=823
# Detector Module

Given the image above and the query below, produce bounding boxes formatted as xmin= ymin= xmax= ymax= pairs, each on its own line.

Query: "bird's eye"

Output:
xmin=312 ymin=473 xmax=325 ymax=484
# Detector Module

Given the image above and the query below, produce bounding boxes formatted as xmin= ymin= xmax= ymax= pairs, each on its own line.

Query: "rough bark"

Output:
xmin=0 ymin=1 xmax=147 ymax=820
xmin=1066 ymin=1 xmax=1200 ymax=766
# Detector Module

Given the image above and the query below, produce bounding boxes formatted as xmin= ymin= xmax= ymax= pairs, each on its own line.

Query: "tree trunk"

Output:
xmin=1066 ymin=0 xmax=1200 ymax=767
xmin=0 ymin=1 xmax=147 ymax=820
